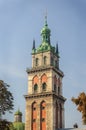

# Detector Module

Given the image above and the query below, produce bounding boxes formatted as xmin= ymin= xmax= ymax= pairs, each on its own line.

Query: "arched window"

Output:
xmin=55 ymin=60 xmax=57 ymax=68
xmin=42 ymin=82 xmax=46 ymax=91
xmin=32 ymin=102 xmax=37 ymax=130
xmin=33 ymin=75 xmax=39 ymax=93
xmin=34 ymin=84 xmax=38 ymax=93
xmin=33 ymin=75 xmax=39 ymax=84
xmin=44 ymin=56 xmax=47 ymax=65
xmin=59 ymin=104 xmax=62 ymax=128
xmin=41 ymin=74 xmax=47 ymax=92
xmin=54 ymin=75 xmax=57 ymax=84
xmin=51 ymin=57 xmax=54 ymax=66
xmin=58 ymin=86 xmax=60 ymax=95
xmin=54 ymin=84 xmax=56 ymax=92
xmin=35 ymin=58 xmax=39 ymax=66
xmin=58 ymin=78 xmax=61 ymax=95
xmin=54 ymin=75 xmax=57 ymax=92
xmin=40 ymin=101 xmax=46 ymax=130
xmin=58 ymin=78 xmax=60 ymax=86
xmin=41 ymin=74 xmax=47 ymax=83
xmin=56 ymin=102 xmax=58 ymax=129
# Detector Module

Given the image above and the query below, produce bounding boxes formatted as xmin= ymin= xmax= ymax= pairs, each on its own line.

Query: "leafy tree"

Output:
xmin=0 ymin=80 xmax=14 ymax=116
xmin=0 ymin=120 xmax=16 ymax=130
xmin=71 ymin=92 xmax=86 ymax=124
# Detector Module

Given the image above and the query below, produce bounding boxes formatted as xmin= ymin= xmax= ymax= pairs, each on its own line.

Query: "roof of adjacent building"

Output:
xmin=13 ymin=122 xmax=25 ymax=130
xmin=57 ymin=128 xmax=86 ymax=130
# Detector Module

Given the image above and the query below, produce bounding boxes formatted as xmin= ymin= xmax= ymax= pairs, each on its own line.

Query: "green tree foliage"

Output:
xmin=71 ymin=92 xmax=86 ymax=124
xmin=0 ymin=80 xmax=14 ymax=116
xmin=0 ymin=120 xmax=16 ymax=130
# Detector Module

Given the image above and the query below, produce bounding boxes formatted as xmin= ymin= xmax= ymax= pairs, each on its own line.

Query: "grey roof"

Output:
xmin=57 ymin=128 xmax=86 ymax=130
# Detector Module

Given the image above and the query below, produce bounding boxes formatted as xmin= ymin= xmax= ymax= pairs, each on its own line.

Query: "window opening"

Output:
xmin=42 ymin=82 xmax=46 ymax=91
xmin=34 ymin=84 xmax=38 ymax=92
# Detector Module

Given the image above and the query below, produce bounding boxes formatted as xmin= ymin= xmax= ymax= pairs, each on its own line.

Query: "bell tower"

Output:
xmin=25 ymin=16 xmax=66 ymax=130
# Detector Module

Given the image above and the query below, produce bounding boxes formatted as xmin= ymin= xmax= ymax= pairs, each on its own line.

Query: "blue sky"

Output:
xmin=0 ymin=0 xmax=86 ymax=128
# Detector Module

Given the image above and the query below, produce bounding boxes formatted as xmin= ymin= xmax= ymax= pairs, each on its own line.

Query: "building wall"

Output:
xmin=25 ymin=95 xmax=53 ymax=130
xmin=28 ymin=68 xmax=53 ymax=95
xmin=25 ymin=59 xmax=65 ymax=129
xmin=25 ymin=48 xmax=65 ymax=130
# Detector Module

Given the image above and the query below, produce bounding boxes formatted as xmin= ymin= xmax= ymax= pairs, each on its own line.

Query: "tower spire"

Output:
xmin=41 ymin=13 xmax=51 ymax=44
xmin=45 ymin=10 xmax=48 ymax=26
xmin=32 ymin=39 xmax=35 ymax=50
xmin=56 ymin=42 xmax=60 ymax=57
xmin=56 ymin=42 xmax=59 ymax=54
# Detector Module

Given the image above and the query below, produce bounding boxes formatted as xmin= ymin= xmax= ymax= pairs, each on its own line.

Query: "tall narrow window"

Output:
xmin=56 ymin=102 xmax=58 ymax=129
xmin=51 ymin=57 xmax=54 ymax=66
xmin=58 ymin=78 xmax=60 ymax=95
xmin=54 ymin=75 xmax=57 ymax=92
xmin=40 ymin=101 xmax=46 ymax=130
xmin=42 ymin=82 xmax=46 ymax=91
xmin=41 ymin=74 xmax=47 ymax=83
xmin=35 ymin=58 xmax=39 ymax=66
xmin=33 ymin=75 xmax=39 ymax=93
xmin=44 ymin=56 xmax=47 ymax=65
xmin=41 ymin=74 xmax=47 ymax=92
xmin=32 ymin=102 xmax=37 ymax=130
xmin=34 ymin=84 xmax=38 ymax=93
xmin=60 ymin=104 xmax=62 ymax=128
xmin=54 ymin=84 xmax=56 ymax=92
xmin=58 ymin=86 xmax=60 ymax=95
xmin=55 ymin=60 xmax=57 ymax=68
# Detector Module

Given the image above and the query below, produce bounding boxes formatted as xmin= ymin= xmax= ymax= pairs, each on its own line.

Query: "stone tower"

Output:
xmin=13 ymin=110 xmax=25 ymax=130
xmin=25 ymin=16 xmax=66 ymax=130
xmin=14 ymin=109 xmax=22 ymax=122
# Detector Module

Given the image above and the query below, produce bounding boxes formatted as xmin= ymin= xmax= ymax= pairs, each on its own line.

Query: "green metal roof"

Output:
xmin=32 ymin=16 xmax=59 ymax=58
xmin=13 ymin=122 xmax=25 ymax=130
xmin=15 ymin=110 xmax=22 ymax=116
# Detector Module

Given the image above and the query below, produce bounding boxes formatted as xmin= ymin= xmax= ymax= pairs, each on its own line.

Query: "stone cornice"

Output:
xmin=24 ymin=92 xmax=66 ymax=102
xmin=26 ymin=66 xmax=64 ymax=77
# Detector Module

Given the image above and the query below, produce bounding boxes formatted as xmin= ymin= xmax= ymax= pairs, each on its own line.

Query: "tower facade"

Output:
xmin=25 ymin=17 xmax=66 ymax=130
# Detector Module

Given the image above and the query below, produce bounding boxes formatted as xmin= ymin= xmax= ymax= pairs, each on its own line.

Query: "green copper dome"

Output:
xmin=41 ymin=22 xmax=51 ymax=34
xmin=32 ymin=16 xmax=59 ymax=57
xmin=40 ymin=15 xmax=51 ymax=44
xmin=36 ymin=42 xmax=55 ymax=53
xmin=15 ymin=110 xmax=22 ymax=116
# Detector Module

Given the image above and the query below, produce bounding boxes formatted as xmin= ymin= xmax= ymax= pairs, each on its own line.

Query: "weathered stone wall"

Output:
xmin=25 ymin=95 xmax=54 ymax=130
xmin=28 ymin=68 xmax=53 ymax=94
